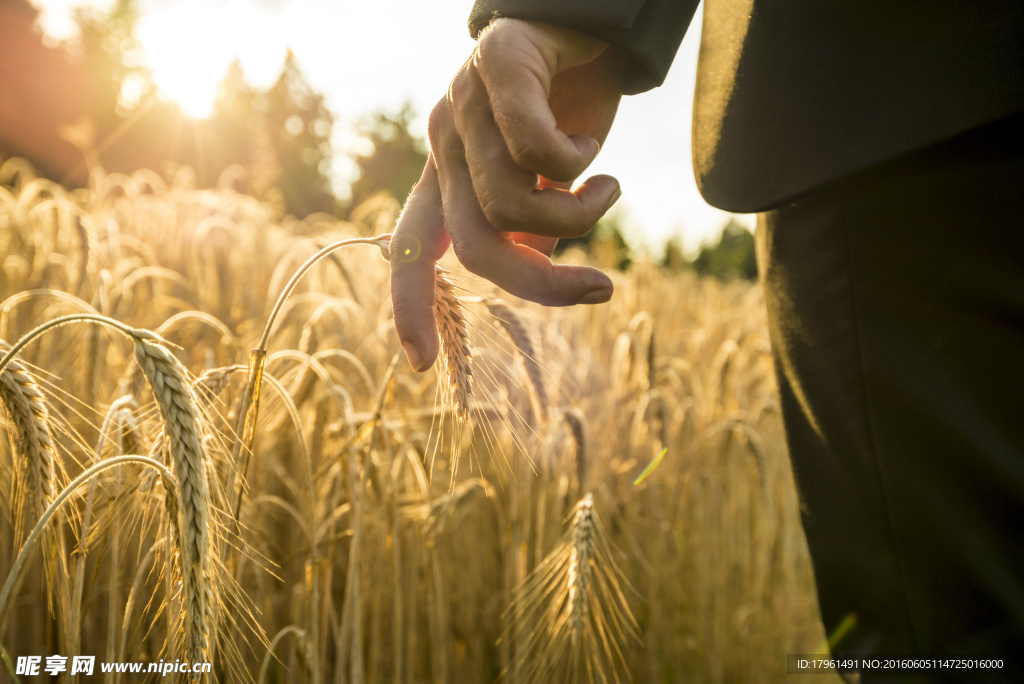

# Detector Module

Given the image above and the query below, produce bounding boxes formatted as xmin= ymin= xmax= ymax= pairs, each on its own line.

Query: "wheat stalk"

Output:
xmin=229 ymin=235 xmax=389 ymax=528
xmin=133 ymin=336 xmax=215 ymax=669
xmin=69 ymin=394 xmax=144 ymax=662
xmin=0 ymin=455 xmax=177 ymax=634
xmin=562 ymin=408 xmax=589 ymax=501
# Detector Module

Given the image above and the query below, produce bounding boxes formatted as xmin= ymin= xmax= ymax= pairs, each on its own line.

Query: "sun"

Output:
xmin=149 ymin=58 xmax=221 ymax=120
xmin=134 ymin=2 xmax=254 ymax=119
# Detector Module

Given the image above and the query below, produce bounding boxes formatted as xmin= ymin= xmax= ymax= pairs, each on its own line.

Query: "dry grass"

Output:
xmin=0 ymin=158 xmax=837 ymax=683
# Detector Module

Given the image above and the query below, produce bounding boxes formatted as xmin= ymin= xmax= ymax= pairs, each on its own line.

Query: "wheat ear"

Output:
xmin=567 ymin=494 xmax=595 ymax=650
xmin=133 ymin=337 xmax=214 ymax=668
xmin=486 ymin=299 xmax=548 ymax=423
xmin=0 ymin=351 xmax=56 ymax=543
xmin=0 ymin=349 xmax=61 ymax=614
xmin=434 ymin=267 xmax=473 ymax=421
xmin=504 ymin=493 xmax=639 ymax=683
xmin=193 ymin=364 xmax=244 ymax=402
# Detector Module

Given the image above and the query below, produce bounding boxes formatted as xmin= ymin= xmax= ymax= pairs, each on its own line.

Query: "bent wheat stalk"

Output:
xmin=230 ymin=235 xmax=391 ymax=525
xmin=0 ymin=455 xmax=176 ymax=631
xmin=0 ymin=314 xmax=151 ymax=377
xmin=0 ymin=314 xmax=216 ymax=670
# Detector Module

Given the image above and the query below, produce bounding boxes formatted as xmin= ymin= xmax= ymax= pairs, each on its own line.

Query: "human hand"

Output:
xmin=391 ymin=18 xmax=628 ymax=371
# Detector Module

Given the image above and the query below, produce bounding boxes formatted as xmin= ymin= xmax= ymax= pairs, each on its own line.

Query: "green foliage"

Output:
xmin=65 ymin=5 xmax=335 ymax=218
xmin=73 ymin=0 xmax=150 ymax=121
xmin=662 ymin=237 xmax=687 ymax=271
xmin=349 ymin=104 xmax=427 ymax=210
xmin=554 ymin=210 xmax=633 ymax=270
xmin=261 ymin=51 xmax=335 ymax=217
xmin=689 ymin=219 xmax=757 ymax=280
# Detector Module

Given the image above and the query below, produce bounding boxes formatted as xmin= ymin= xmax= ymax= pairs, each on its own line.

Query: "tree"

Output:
xmin=262 ymin=50 xmax=335 ymax=217
xmin=661 ymin=237 xmax=687 ymax=271
xmin=73 ymin=0 xmax=162 ymax=140
xmin=690 ymin=219 xmax=757 ymax=280
xmin=0 ymin=0 xmax=86 ymax=182
xmin=348 ymin=104 xmax=427 ymax=210
xmin=554 ymin=210 xmax=633 ymax=271
xmin=208 ymin=60 xmax=270 ymax=193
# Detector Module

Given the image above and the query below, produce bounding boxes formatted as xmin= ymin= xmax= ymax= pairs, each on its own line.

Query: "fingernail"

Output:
xmin=607 ymin=186 xmax=622 ymax=209
xmin=575 ymin=135 xmax=600 ymax=159
xmin=402 ymin=341 xmax=425 ymax=372
xmin=577 ymin=287 xmax=612 ymax=305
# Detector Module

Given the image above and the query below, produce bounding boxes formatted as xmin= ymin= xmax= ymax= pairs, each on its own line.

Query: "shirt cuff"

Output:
xmin=467 ymin=0 xmax=698 ymax=94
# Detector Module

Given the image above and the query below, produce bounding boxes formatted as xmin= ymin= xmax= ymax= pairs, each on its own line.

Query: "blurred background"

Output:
xmin=2 ymin=0 xmax=757 ymax=276
xmin=0 ymin=4 xmax=832 ymax=678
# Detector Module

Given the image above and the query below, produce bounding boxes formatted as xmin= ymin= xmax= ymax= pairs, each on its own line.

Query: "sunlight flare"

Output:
xmin=135 ymin=0 xmax=283 ymax=119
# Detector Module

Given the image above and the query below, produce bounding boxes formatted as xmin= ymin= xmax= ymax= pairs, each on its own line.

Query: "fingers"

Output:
xmin=393 ymin=18 xmax=624 ymax=373
xmin=510 ymin=232 xmax=558 ymax=257
xmin=452 ymin=64 xmax=621 ymax=239
xmin=390 ymin=156 xmax=449 ymax=372
xmin=392 ymin=136 xmax=611 ymax=375
xmin=473 ymin=19 xmax=609 ymax=182
xmin=510 ymin=178 xmax=587 ymax=256
xmin=430 ymin=105 xmax=613 ymax=306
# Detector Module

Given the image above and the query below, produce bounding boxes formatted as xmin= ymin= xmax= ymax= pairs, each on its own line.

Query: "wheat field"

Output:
xmin=0 ymin=158 xmax=837 ymax=683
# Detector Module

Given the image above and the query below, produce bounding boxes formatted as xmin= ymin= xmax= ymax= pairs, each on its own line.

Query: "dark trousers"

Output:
xmin=758 ymin=112 xmax=1024 ymax=680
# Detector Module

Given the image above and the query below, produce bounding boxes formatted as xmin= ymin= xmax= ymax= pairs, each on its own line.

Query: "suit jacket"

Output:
xmin=469 ymin=1 xmax=1024 ymax=212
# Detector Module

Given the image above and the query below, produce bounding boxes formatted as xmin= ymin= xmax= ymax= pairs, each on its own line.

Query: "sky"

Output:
xmin=31 ymin=0 xmax=754 ymax=253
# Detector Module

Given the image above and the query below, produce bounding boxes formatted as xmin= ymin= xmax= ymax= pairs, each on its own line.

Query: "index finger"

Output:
xmin=390 ymin=155 xmax=450 ymax=371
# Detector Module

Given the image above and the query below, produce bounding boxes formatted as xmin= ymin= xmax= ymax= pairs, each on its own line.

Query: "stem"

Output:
xmin=258 ymin=236 xmax=389 ymax=352
xmin=231 ymin=235 xmax=389 ymax=536
xmin=0 ymin=456 xmax=175 ymax=627
xmin=0 ymin=313 xmax=157 ymax=377
xmin=116 ymin=539 xmax=162 ymax=684
xmin=258 ymin=626 xmax=307 ymax=684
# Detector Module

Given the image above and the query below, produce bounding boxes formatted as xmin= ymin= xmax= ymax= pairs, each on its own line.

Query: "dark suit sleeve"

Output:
xmin=468 ymin=0 xmax=700 ymax=95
